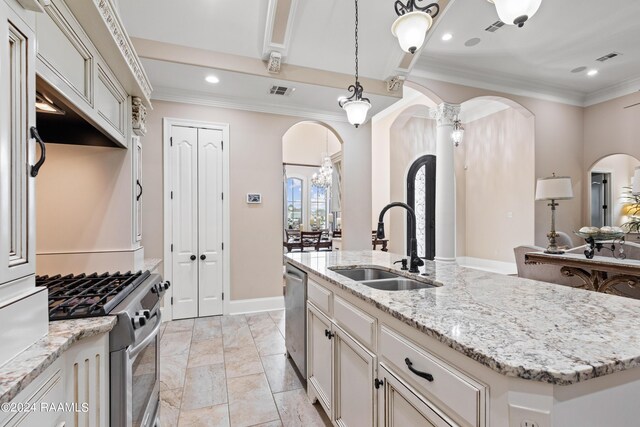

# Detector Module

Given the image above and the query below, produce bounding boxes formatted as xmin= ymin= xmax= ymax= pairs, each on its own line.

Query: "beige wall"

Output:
xmin=407 ymin=77 xmax=585 ymax=248
xmin=143 ymin=100 xmax=371 ymax=301
xmin=282 ymin=122 xmax=341 ymax=165
xmin=35 ymin=143 xmax=137 ymax=274
xmin=461 ymin=108 xmax=535 ymax=262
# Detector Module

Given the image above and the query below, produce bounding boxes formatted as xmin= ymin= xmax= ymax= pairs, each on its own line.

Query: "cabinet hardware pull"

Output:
xmin=324 ymin=329 xmax=334 ymax=339
xmin=374 ymin=378 xmax=384 ymax=389
xmin=190 ymin=255 xmax=196 ymax=261
xmin=405 ymin=357 xmax=434 ymax=382
xmin=200 ymin=254 xmax=206 ymax=260
xmin=136 ymin=179 xmax=143 ymax=201
xmin=30 ymin=127 xmax=46 ymax=177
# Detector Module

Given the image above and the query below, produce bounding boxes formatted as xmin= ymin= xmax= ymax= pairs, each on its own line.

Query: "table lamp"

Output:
xmin=535 ymin=173 xmax=574 ymax=254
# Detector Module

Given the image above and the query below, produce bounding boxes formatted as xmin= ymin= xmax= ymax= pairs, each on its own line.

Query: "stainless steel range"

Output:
xmin=37 ymin=270 xmax=170 ymax=427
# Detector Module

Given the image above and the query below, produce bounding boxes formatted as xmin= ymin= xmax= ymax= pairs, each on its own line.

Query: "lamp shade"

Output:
xmin=342 ymin=99 xmax=371 ymax=127
xmin=535 ymin=175 xmax=573 ymax=200
xmin=633 ymin=167 xmax=640 ymax=195
xmin=391 ymin=11 xmax=433 ymax=54
xmin=489 ymin=0 xmax=541 ymax=26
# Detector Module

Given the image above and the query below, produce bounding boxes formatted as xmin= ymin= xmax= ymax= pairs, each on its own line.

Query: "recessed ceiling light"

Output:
xmin=441 ymin=33 xmax=453 ymax=41
xmin=587 ymin=69 xmax=599 ymax=77
xmin=205 ymin=75 xmax=220 ymax=84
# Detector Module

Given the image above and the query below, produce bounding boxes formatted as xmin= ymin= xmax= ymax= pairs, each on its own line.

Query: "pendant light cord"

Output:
xmin=354 ymin=0 xmax=359 ymax=85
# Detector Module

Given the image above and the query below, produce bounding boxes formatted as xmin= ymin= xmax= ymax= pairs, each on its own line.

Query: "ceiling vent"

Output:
xmin=269 ymin=85 xmax=294 ymax=96
xmin=484 ymin=20 xmax=505 ymax=32
xmin=596 ymin=52 xmax=622 ymax=62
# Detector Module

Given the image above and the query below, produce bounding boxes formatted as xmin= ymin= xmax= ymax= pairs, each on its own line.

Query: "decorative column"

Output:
xmin=429 ymin=103 xmax=460 ymax=263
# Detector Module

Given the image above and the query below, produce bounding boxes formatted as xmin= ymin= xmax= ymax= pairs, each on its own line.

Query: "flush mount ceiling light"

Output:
xmin=339 ymin=0 xmax=371 ymax=128
xmin=205 ymin=75 xmax=220 ymax=84
xmin=487 ymin=0 xmax=541 ymax=28
xmin=391 ymin=0 xmax=440 ymax=54
xmin=451 ymin=118 xmax=464 ymax=146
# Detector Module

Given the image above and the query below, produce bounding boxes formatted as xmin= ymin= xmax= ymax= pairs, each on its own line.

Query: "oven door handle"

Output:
xmin=129 ymin=310 xmax=162 ymax=358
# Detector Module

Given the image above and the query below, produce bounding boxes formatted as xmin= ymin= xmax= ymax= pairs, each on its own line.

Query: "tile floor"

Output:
xmin=159 ymin=310 xmax=332 ymax=427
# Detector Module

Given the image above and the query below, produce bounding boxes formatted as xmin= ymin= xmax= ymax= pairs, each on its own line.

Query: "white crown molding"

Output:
xmin=583 ymin=76 xmax=640 ymax=107
xmin=410 ymin=62 xmax=586 ymax=107
xmin=151 ymin=86 xmax=349 ymax=123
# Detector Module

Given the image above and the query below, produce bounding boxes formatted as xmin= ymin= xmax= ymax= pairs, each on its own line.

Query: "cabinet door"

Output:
xmin=0 ymin=2 xmax=36 ymax=285
xmin=334 ymin=325 xmax=377 ymax=427
xmin=379 ymin=364 xmax=456 ymax=427
xmin=307 ymin=303 xmax=333 ymax=416
xmin=133 ymin=135 xmax=142 ymax=243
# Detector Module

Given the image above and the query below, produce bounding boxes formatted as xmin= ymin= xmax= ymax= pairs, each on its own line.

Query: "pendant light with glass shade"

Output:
xmin=451 ymin=118 xmax=464 ymax=147
xmin=487 ymin=0 xmax=542 ymax=27
xmin=391 ymin=1 xmax=440 ymax=54
xmin=339 ymin=0 xmax=371 ymax=128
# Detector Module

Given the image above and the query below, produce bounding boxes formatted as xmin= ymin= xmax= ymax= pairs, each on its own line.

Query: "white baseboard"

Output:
xmin=457 ymin=256 xmax=517 ymax=276
xmin=228 ymin=296 xmax=285 ymax=315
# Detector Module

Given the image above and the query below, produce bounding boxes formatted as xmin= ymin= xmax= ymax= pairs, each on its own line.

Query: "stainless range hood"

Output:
xmin=35 ymin=76 xmax=123 ymax=148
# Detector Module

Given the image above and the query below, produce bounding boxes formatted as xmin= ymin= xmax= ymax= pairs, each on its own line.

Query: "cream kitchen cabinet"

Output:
xmin=36 ymin=0 xmax=128 ymax=147
xmin=301 ymin=268 xmax=487 ymax=427
xmin=307 ymin=302 xmax=377 ymax=427
xmin=132 ymin=135 xmax=142 ymax=244
xmin=0 ymin=0 xmax=37 ymax=287
xmin=0 ymin=332 xmax=109 ymax=427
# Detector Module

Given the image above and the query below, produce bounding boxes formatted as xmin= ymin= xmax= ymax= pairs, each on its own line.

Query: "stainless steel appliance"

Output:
xmin=37 ymin=270 xmax=169 ymax=427
xmin=285 ymin=263 xmax=307 ymax=377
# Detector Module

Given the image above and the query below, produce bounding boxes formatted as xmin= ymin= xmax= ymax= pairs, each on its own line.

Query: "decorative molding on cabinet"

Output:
xmin=94 ymin=0 xmax=152 ymax=100
xmin=131 ymin=96 xmax=147 ymax=136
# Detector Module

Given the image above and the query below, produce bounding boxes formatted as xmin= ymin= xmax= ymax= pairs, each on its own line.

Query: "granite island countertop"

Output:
xmin=0 ymin=317 xmax=117 ymax=404
xmin=285 ymin=250 xmax=640 ymax=386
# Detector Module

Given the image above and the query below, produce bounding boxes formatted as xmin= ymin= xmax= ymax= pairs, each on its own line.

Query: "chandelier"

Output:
xmin=391 ymin=1 xmax=440 ymax=54
xmin=487 ymin=0 xmax=542 ymax=27
xmin=339 ymin=0 xmax=371 ymax=128
xmin=311 ymin=156 xmax=333 ymax=189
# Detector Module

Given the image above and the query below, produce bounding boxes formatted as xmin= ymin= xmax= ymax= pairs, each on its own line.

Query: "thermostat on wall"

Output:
xmin=247 ymin=193 xmax=262 ymax=204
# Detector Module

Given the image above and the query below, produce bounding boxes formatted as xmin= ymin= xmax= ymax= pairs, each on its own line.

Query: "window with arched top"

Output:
xmin=286 ymin=177 xmax=303 ymax=230
xmin=407 ymin=155 xmax=436 ymax=260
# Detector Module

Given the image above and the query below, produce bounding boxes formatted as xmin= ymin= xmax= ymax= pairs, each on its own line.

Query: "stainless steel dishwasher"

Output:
xmin=285 ymin=263 xmax=307 ymax=378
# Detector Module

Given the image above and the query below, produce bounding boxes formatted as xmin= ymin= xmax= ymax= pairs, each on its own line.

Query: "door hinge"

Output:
xmin=171 ymin=191 xmax=174 ymax=199
xmin=374 ymin=378 xmax=384 ymax=389
xmin=221 ymin=192 xmax=224 ymax=200
xmin=221 ymin=242 xmax=224 ymax=250
xmin=170 ymin=244 xmax=173 ymax=252
xmin=221 ymin=141 xmax=223 ymax=150
xmin=222 ymin=292 xmax=224 ymax=301
xmin=171 ymin=297 xmax=174 ymax=305
xmin=170 ymin=137 xmax=173 ymax=146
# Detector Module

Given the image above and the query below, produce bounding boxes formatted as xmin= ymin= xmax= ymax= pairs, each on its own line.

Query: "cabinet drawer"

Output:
xmin=379 ymin=325 xmax=485 ymax=427
xmin=308 ymin=279 xmax=331 ymax=315
xmin=334 ymin=296 xmax=376 ymax=350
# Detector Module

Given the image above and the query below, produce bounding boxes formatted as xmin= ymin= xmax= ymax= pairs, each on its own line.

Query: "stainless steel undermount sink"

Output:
xmin=330 ymin=267 xmax=436 ymax=291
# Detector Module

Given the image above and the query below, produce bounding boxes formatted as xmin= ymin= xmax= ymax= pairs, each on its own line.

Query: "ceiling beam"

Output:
xmin=262 ymin=0 xmax=300 ymax=61
xmin=132 ymin=37 xmax=399 ymax=98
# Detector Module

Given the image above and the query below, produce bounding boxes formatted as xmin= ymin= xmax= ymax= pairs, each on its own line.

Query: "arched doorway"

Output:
xmin=407 ymin=155 xmax=436 ymax=260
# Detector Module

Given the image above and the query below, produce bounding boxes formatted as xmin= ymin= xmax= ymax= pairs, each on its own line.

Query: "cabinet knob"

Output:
xmin=200 ymin=254 xmax=207 ymax=260
xmin=190 ymin=255 xmax=196 ymax=261
xmin=324 ymin=329 xmax=334 ymax=339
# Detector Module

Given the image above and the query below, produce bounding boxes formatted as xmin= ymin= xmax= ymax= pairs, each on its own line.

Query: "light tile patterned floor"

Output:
xmin=159 ymin=310 xmax=332 ymax=427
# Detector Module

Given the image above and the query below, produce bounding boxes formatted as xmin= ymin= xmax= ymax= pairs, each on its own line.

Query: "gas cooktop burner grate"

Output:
xmin=37 ymin=270 xmax=151 ymax=320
